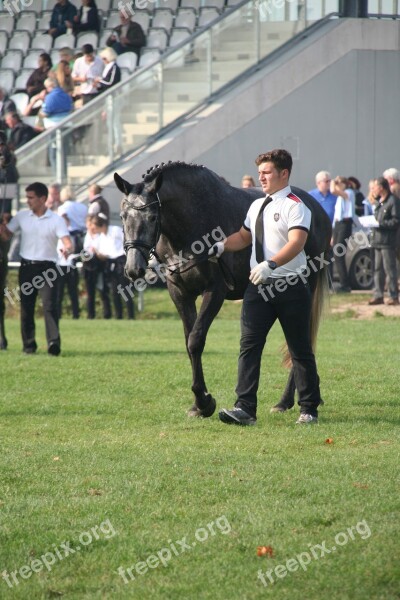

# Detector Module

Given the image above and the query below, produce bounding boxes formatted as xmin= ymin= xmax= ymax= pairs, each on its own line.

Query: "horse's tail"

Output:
xmin=281 ymin=266 xmax=329 ymax=368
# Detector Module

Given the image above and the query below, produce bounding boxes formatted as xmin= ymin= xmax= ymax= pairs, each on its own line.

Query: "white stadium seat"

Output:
xmin=116 ymin=51 xmax=138 ymax=72
xmin=1 ymin=50 xmax=23 ymax=71
xmin=8 ymin=32 xmax=31 ymax=55
xmin=0 ymin=69 xmax=15 ymax=94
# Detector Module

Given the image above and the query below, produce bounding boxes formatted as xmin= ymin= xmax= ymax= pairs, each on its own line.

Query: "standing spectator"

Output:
xmin=330 ymin=176 xmax=355 ymax=293
xmin=56 ymin=185 xmax=85 ymax=319
xmin=241 ymin=175 xmax=256 ymax=189
xmin=106 ymin=12 xmax=146 ymax=60
xmin=348 ymin=176 xmax=365 ymax=217
xmin=58 ymin=184 xmax=87 ymax=253
xmin=87 ymin=183 xmax=110 ymax=219
xmin=308 ymin=171 xmax=337 ymax=224
xmin=96 ymin=48 xmax=121 ymax=92
xmin=0 ymin=130 xmax=19 ymax=219
xmin=46 ymin=183 xmax=62 ymax=211
xmin=368 ymin=177 xmax=400 ymax=306
xmin=26 ymin=54 xmax=53 ymax=100
xmin=0 ymin=182 xmax=73 ymax=355
xmin=363 ymin=180 xmax=375 ymax=216
xmin=90 ymin=214 xmax=134 ymax=319
xmin=72 ymin=44 xmax=103 ymax=105
xmin=211 ymin=149 xmax=322 ymax=426
xmin=71 ymin=0 xmax=100 ymax=34
xmin=82 ymin=215 xmax=111 ymax=319
xmin=383 ymin=168 xmax=400 ymax=198
xmin=48 ymin=0 xmax=78 ymax=39
xmin=4 ymin=112 xmax=37 ymax=151
xmin=0 ymin=88 xmax=16 ymax=130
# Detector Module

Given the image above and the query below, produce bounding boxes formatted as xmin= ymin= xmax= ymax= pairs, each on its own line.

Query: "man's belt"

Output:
xmin=20 ymin=259 xmax=56 ymax=266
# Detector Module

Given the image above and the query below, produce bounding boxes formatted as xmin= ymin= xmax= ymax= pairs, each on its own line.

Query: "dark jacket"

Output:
xmin=0 ymin=95 xmax=17 ymax=120
xmin=74 ymin=5 xmax=100 ymax=33
xmin=49 ymin=0 xmax=78 ymax=37
xmin=8 ymin=121 xmax=37 ymax=150
xmin=107 ymin=22 xmax=146 ymax=55
xmin=26 ymin=67 xmax=51 ymax=98
xmin=370 ymin=193 xmax=400 ymax=248
xmin=97 ymin=63 xmax=121 ymax=93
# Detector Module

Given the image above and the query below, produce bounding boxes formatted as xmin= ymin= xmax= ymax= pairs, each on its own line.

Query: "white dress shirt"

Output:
xmin=58 ymin=200 xmax=88 ymax=232
xmin=7 ymin=209 xmax=69 ymax=262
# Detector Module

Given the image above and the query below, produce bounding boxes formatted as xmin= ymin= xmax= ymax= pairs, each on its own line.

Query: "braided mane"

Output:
xmin=142 ymin=161 xmax=205 ymax=183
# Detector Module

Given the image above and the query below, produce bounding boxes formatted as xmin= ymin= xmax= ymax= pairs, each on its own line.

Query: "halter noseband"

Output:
xmin=123 ymin=193 xmax=162 ymax=262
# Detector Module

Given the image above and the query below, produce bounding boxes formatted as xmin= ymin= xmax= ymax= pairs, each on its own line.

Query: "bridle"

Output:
xmin=123 ymin=193 xmax=162 ymax=262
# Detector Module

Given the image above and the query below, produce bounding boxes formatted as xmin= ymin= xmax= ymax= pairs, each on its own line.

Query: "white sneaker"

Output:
xmin=296 ymin=414 xmax=318 ymax=425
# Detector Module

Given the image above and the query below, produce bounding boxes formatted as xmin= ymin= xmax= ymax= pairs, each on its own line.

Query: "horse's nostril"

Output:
xmin=138 ymin=268 xmax=146 ymax=278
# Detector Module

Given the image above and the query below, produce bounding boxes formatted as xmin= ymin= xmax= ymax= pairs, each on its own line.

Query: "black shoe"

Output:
xmin=218 ymin=407 xmax=256 ymax=426
xmin=48 ymin=342 xmax=60 ymax=356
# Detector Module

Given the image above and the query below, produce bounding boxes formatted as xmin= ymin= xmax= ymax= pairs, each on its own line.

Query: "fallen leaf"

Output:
xmin=88 ymin=488 xmax=102 ymax=496
xmin=352 ymin=482 xmax=369 ymax=489
xmin=231 ymin=469 xmax=237 ymax=477
xmin=257 ymin=545 xmax=274 ymax=557
xmin=53 ymin=456 xmax=60 ymax=461
xmin=159 ymin=432 xmax=167 ymax=438
xmin=325 ymin=438 xmax=334 ymax=444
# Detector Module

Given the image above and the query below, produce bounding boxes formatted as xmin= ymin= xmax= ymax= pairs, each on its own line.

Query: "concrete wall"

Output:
xmin=102 ymin=18 xmax=400 ymax=216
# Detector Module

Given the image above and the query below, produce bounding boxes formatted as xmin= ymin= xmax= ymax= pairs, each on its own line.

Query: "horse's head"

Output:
xmin=114 ymin=171 xmax=162 ymax=281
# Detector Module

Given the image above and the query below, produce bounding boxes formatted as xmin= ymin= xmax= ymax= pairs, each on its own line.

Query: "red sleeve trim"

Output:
xmin=288 ymin=192 xmax=302 ymax=203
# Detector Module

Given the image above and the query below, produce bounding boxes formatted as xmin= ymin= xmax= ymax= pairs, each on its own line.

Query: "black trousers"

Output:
xmin=83 ymin=267 xmax=111 ymax=319
xmin=235 ymin=281 xmax=321 ymax=418
xmin=57 ymin=265 xmax=80 ymax=319
xmin=19 ymin=262 xmax=60 ymax=351
xmin=333 ymin=220 xmax=352 ymax=288
xmin=106 ymin=257 xmax=134 ymax=319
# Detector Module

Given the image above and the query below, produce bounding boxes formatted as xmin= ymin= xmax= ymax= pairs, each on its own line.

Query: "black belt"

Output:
xmin=339 ymin=218 xmax=353 ymax=223
xmin=69 ymin=230 xmax=85 ymax=235
xmin=20 ymin=259 xmax=56 ymax=266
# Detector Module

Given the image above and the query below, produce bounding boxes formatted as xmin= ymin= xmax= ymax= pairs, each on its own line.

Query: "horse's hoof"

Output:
xmin=270 ymin=402 xmax=294 ymax=413
xmin=0 ymin=339 xmax=7 ymax=351
xmin=187 ymin=394 xmax=216 ymax=418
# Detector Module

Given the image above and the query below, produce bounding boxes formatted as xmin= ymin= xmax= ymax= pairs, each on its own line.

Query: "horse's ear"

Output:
xmin=146 ymin=173 xmax=163 ymax=194
xmin=114 ymin=173 xmax=132 ymax=195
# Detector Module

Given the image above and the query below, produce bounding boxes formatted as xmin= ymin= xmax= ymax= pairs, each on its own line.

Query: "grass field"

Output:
xmin=0 ymin=289 xmax=399 ymax=600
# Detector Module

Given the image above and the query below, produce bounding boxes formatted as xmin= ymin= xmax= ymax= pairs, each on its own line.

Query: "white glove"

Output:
xmin=249 ymin=261 xmax=273 ymax=285
xmin=208 ymin=242 xmax=225 ymax=258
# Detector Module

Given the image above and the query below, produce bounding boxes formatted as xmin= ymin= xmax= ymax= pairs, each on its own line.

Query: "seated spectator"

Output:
xmin=54 ymin=60 xmax=75 ymax=96
xmin=4 ymin=112 xmax=38 ymax=150
xmin=39 ymin=79 xmax=73 ymax=126
xmin=23 ymin=89 xmax=47 ymax=118
xmin=71 ymin=0 xmax=100 ymax=35
xmin=53 ymin=47 xmax=76 ymax=72
xmin=87 ymin=183 xmax=110 ymax=219
xmin=241 ymin=174 xmax=256 ymax=188
xmin=0 ymin=87 xmax=16 ymax=131
xmin=96 ymin=48 xmax=121 ymax=92
xmin=106 ymin=12 xmax=146 ymax=60
xmin=48 ymin=0 xmax=78 ymax=39
xmin=72 ymin=44 xmax=103 ymax=105
xmin=26 ymin=53 xmax=53 ymax=100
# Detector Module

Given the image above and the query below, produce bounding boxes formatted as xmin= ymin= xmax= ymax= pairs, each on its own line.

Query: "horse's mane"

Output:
xmin=142 ymin=161 xmax=206 ymax=183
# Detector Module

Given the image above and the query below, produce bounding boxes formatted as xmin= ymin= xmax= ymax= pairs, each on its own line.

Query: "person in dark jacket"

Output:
xmin=0 ymin=130 xmax=19 ymax=217
xmin=48 ymin=0 xmax=78 ymax=38
xmin=106 ymin=12 xmax=146 ymax=60
xmin=71 ymin=0 xmax=100 ymax=34
xmin=368 ymin=177 xmax=400 ymax=306
xmin=25 ymin=53 xmax=53 ymax=99
xmin=4 ymin=112 xmax=37 ymax=151
xmin=0 ymin=88 xmax=16 ymax=131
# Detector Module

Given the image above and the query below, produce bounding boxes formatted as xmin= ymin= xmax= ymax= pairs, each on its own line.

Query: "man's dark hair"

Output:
xmin=5 ymin=111 xmax=20 ymax=123
xmin=26 ymin=182 xmax=48 ymax=199
xmin=347 ymin=176 xmax=361 ymax=190
xmin=82 ymin=44 xmax=94 ymax=55
xmin=375 ymin=177 xmax=391 ymax=194
xmin=255 ymin=149 xmax=293 ymax=176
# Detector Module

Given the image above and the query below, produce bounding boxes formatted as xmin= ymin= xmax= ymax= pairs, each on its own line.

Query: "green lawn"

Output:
xmin=0 ymin=290 xmax=399 ymax=599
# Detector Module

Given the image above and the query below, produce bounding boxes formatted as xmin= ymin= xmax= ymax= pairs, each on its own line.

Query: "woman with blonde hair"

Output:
xmin=96 ymin=47 xmax=121 ymax=92
xmin=55 ymin=60 xmax=75 ymax=95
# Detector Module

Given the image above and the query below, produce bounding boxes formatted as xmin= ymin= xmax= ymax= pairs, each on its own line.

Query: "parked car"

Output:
xmin=332 ymin=225 xmax=373 ymax=290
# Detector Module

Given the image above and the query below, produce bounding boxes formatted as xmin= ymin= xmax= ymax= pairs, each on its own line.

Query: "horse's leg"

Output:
xmin=270 ymin=368 xmax=296 ymax=412
xmin=168 ymin=280 xmax=226 ymax=417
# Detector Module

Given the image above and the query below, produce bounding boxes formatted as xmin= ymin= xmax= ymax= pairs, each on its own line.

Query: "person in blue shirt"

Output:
xmin=41 ymin=78 xmax=73 ymax=121
xmin=308 ymin=171 xmax=337 ymax=223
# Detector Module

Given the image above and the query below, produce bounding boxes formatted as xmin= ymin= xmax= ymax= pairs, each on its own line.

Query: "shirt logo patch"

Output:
xmin=274 ymin=213 xmax=280 ymax=222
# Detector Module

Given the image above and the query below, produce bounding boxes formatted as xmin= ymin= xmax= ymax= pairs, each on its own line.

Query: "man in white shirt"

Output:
xmin=0 ymin=182 xmax=73 ymax=355
xmin=72 ymin=44 xmax=103 ymax=105
xmin=209 ymin=149 xmax=322 ymax=426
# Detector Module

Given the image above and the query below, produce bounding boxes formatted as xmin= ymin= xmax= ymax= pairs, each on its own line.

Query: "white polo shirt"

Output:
xmin=243 ymin=185 xmax=311 ymax=278
xmin=7 ymin=209 xmax=69 ymax=262
xmin=72 ymin=55 xmax=103 ymax=95
xmin=58 ymin=200 xmax=88 ymax=232
xmin=97 ymin=225 xmax=124 ymax=259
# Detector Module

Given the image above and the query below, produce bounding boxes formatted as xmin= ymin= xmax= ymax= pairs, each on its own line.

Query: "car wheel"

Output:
xmin=349 ymin=249 xmax=373 ymax=290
